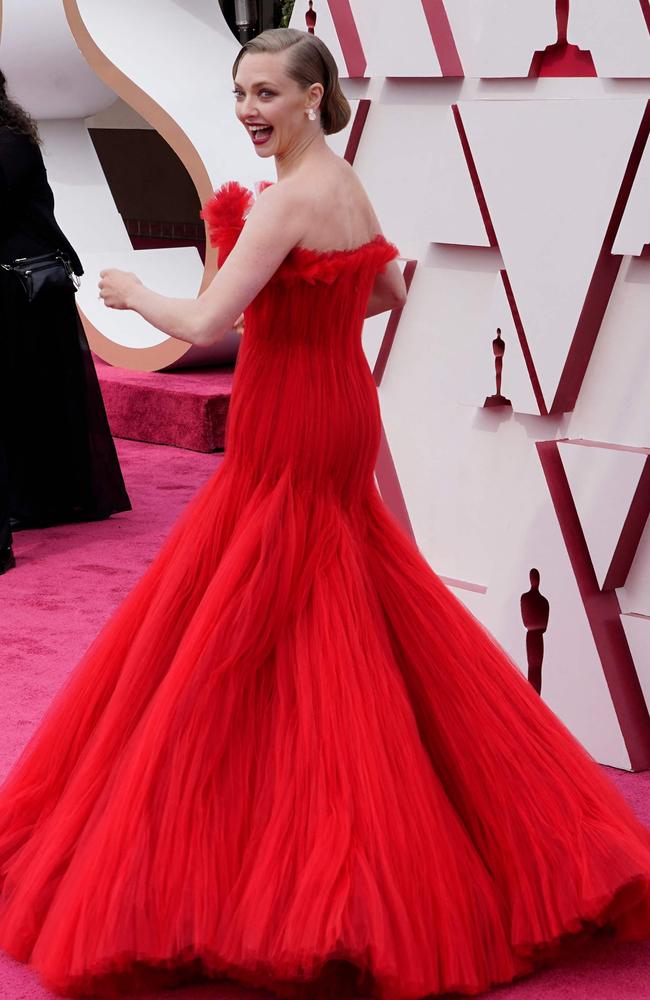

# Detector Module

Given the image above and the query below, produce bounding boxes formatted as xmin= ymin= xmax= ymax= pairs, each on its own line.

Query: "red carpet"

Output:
xmin=2 ymin=437 xmax=650 ymax=998
xmin=95 ymin=359 xmax=234 ymax=452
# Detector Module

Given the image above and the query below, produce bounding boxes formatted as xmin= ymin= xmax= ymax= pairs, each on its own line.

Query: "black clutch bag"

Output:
xmin=1 ymin=249 xmax=81 ymax=303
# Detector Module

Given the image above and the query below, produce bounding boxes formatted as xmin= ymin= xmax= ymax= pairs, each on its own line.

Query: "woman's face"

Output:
xmin=233 ymin=51 xmax=321 ymax=158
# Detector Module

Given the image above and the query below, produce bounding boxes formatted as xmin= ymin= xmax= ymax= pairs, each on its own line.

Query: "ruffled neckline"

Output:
xmin=288 ymin=231 xmax=394 ymax=262
xmin=200 ymin=180 xmax=400 ymax=285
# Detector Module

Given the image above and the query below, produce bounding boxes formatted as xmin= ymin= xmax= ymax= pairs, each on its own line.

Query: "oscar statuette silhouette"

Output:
xmin=520 ymin=568 xmax=550 ymax=695
xmin=305 ymin=1 xmax=316 ymax=34
xmin=483 ymin=327 xmax=512 ymax=408
xmin=530 ymin=0 xmax=596 ymax=77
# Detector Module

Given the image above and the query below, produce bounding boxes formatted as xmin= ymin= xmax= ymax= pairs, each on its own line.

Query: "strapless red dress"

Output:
xmin=1 ymin=180 xmax=650 ymax=999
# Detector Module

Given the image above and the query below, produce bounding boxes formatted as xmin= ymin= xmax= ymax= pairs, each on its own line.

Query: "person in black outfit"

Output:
xmin=0 ymin=70 xmax=130 ymax=573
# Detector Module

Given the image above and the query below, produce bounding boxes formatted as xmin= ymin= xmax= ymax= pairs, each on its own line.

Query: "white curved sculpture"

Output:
xmin=0 ymin=0 xmax=252 ymax=369
xmin=0 ymin=0 xmax=115 ymax=117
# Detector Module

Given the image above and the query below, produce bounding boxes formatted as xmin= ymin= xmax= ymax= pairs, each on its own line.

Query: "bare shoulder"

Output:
xmin=254 ymin=176 xmax=312 ymax=217
xmin=283 ymin=159 xmax=380 ymax=247
xmin=242 ymin=178 xmax=309 ymax=247
xmin=332 ymin=161 xmax=381 ymax=236
xmin=244 ymin=158 xmax=381 ymax=252
xmin=293 ymin=158 xmax=366 ymax=206
xmin=345 ymin=165 xmax=382 ymax=229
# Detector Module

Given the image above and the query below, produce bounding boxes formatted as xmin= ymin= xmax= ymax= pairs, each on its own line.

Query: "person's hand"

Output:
xmin=98 ymin=269 xmax=143 ymax=310
xmin=234 ymin=312 xmax=245 ymax=335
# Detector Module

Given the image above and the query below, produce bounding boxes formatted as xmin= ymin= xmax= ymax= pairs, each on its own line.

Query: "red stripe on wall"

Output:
xmin=344 ymin=98 xmax=371 ymax=165
xmin=420 ymin=0 xmax=464 ymax=77
xmin=500 ymin=270 xmax=548 ymax=416
xmin=604 ymin=458 xmax=650 ymax=591
xmin=373 ymin=260 xmax=417 ymax=388
xmin=553 ymin=100 xmax=650 ymax=413
xmin=328 ymin=0 xmax=367 ymax=77
xmin=537 ymin=439 xmax=650 ymax=771
xmin=375 ymin=425 xmax=417 ymax=543
xmin=451 ymin=105 xmax=497 ymax=247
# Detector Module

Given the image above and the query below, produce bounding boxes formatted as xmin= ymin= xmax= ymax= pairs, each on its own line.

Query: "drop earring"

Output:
xmin=306 ymin=108 xmax=317 ymax=121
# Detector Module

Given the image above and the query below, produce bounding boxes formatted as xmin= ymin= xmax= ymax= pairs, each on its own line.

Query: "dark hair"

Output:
xmin=0 ymin=68 xmax=41 ymax=144
xmin=232 ymin=27 xmax=351 ymax=136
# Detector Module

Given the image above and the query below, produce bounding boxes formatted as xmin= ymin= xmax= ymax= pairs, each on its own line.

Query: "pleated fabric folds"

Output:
xmin=1 ymin=181 xmax=650 ymax=999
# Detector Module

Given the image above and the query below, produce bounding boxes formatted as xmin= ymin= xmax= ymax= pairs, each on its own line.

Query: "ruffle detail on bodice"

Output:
xmin=200 ymin=180 xmax=400 ymax=283
xmin=200 ymin=180 xmax=255 ymax=264
xmin=274 ymin=235 xmax=399 ymax=285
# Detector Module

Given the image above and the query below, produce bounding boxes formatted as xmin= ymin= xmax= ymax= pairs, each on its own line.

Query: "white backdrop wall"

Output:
xmin=0 ymin=1 xmax=649 ymax=768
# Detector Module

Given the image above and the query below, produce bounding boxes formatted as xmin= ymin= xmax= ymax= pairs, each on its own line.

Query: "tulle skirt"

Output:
xmin=1 ymin=454 xmax=650 ymax=998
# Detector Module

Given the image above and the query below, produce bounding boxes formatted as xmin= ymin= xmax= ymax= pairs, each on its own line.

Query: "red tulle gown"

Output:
xmin=2 ymin=180 xmax=650 ymax=1000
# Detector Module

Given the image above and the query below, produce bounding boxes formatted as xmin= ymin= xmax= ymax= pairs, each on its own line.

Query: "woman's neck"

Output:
xmin=275 ymin=131 xmax=330 ymax=180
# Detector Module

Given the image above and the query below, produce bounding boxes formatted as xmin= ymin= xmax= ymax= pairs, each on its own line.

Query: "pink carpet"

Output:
xmin=2 ymin=437 xmax=650 ymax=999
xmin=95 ymin=359 xmax=234 ymax=452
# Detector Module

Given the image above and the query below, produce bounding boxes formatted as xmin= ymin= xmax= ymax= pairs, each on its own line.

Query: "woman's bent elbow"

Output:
xmin=191 ymin=316 xmax=225 ymax=347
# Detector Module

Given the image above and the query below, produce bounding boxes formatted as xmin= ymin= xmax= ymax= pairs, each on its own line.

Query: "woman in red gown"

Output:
xmin=1 ymin=26 xmax=650 ymax=1000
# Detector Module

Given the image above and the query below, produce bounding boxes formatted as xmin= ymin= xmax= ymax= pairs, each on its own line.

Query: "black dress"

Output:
xmin=0 ymin=127 xmax=130 ymax=529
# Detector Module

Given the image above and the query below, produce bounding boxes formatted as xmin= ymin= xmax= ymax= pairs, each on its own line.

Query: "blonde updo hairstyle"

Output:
xmin=232 ymin=27 xmax=351 ymax=136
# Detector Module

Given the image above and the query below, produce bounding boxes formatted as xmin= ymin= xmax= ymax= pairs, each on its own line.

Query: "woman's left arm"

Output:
xmin=99 ymin=183 xmax=307 ymax=346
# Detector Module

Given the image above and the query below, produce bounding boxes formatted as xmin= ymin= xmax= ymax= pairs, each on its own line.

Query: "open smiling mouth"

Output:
xmin=248 ymin=125 xmax=274 ymax=145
